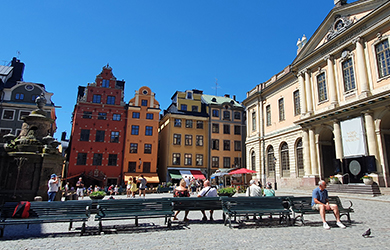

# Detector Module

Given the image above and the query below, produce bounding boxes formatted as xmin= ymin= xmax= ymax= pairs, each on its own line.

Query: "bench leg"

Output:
xmin=81 ymin=222 xmax=86 ymax=236
xmin=135 ymin=217 xmax=139 ymax=227
xmin=167 ymin=218 xmax=172 ymax=229
xmin=68 ymin=221 xmax=73 ymax=231
xmin=99 ymin=221 xmax=103 ymax=234
xmin=0 ymin=226 xmax=4 ymax=238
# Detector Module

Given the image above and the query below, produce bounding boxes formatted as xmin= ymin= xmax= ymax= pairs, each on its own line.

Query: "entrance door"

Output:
xmin=321 ymin=144 xmax=336 ymax=178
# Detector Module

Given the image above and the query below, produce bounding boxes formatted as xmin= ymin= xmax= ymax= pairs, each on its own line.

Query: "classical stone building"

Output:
xmin=243 ymin=0 xmax=390 ymax=187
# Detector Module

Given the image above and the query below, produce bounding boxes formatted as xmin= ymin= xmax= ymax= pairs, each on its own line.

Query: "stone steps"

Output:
xmin=327 ymin=183 xmax=382 ymax=196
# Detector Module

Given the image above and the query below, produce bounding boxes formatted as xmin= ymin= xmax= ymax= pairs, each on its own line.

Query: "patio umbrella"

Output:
xmin=228 ymin=168 xmax=256 ymax=175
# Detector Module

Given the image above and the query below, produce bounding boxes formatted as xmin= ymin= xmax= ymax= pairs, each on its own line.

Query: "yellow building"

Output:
xmin=158 ymin=90 xmax=208 ymax=182
xmin=244 ymin=0 xmax=390 ymax=187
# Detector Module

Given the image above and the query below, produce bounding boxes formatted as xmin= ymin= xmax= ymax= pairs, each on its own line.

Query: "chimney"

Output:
xmin=334 ymin=0 xmax=347 ymax=7
xmin=61 ymin=132 xmax=67 ymax=141
xmin=224 ymin=94 xmax=230 ymax=98
xmin=233 ymin=95 xmax=236 ymax=101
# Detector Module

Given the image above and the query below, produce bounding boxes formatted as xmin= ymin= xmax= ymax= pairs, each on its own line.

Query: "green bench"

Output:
xmin=288 ymin=196 xmax=354 ymax=225
xmin=95 ymin=198 xmax=173 ymax=233
xmin=221 ymin=196 xmax=291 ymax=228
xmin=0 ymin=200 xmax=92 ymax=237
xmin=168 ymin=196 xmax=222 ymax=220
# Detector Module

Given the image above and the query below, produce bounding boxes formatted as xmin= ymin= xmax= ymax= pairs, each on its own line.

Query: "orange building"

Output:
xmin=123 ymin=86 xmax=161 ymax=186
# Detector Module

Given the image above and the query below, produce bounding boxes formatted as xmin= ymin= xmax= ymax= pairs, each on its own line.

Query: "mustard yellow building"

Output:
xmin=244 ymin=0 xmax=390 ymax=188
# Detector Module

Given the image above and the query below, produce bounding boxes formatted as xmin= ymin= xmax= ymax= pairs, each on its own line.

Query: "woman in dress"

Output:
xmin=172 ymin=179 xmax=190 ymax=221
xmin=126 ymin=181 xmax=131 ymax=197
xmin=130 ymin=177 xmax=138 ymax=198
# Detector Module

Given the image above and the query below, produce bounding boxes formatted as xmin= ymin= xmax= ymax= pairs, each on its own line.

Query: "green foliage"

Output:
xmin=90 ymin=191 xmax=106 ymax=197
xmin=217 ymin=187 xmax=236 ymax=196
xmin=166 ymin=182 xmax=172 ymax=187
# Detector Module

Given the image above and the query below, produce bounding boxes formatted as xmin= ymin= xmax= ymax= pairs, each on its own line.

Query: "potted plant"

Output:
xmin=361 ymin=175 xmax=374 ymax=185
xmin=89 ymin=191 xmax=106 ymax=200
xmin=217 ymin=187 xmax=236 ymax=197
xmin=329 ymin=176 xmax=339 ymax=184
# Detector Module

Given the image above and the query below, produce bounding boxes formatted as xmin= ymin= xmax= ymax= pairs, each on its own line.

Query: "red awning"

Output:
xmin=190 ymin=170 xmax=206 ymax=179
xmin=228 ymin=168 xmax=256 ymax=175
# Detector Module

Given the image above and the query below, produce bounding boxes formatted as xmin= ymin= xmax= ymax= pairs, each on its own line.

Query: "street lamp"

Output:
xmin=273 ymin=157 xmax=277 ymax=190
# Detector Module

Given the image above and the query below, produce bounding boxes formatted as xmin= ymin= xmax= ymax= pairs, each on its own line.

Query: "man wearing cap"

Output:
xmin=47 ymin=174 xmax=60 ymax=202
xmin=246 ymin=179 xmax=263 ymax=197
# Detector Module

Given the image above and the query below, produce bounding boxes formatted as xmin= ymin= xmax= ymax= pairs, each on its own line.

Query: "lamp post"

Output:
xmin=273 ymin=157 xmax=277 ymax=190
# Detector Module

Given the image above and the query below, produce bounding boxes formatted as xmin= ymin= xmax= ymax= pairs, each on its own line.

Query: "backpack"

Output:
xmin=12 ymin=201 xmax=31 ymax=218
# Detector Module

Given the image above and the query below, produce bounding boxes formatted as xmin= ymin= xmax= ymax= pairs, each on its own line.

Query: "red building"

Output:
xmin=67 ymin=65 xmax=126 ymax=187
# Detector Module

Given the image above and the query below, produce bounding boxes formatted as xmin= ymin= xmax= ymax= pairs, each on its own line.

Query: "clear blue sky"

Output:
xmin=1 ymin=0 xmax=354 ymax=139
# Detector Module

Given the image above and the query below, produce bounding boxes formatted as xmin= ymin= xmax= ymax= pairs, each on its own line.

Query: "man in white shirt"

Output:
xmin=198 ymin=180 xmax=218 ymax=221
xmin=246 ymin=180 xmax=262 ymax=197
xmin=47 ymin=174 xmax=60 ymax=202
xmin=184 ymin=176 xmax=190 ymax=188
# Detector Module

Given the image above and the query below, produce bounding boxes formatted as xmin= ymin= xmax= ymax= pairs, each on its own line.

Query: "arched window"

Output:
xmin=281 ymin=142 xmax=290 ymax=177
xmin=267 ymin=146 xmax=275 ymax=176
xmin=296 ymin=139 xmax=304 ymax=177
xmin=251 ymin=151 xmax=256 ymax=171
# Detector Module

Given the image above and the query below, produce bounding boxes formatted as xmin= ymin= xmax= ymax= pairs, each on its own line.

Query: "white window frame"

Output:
xmin=2 ymin=109 xmax=15 ymax=121
xmin=372 ymin=34 xmax=390 ymax=82
xmin=18 ymin=110 xmax=30 ymax=121
xmin=339 ymin=50 xmax=357 ymax=95
xmin=315 ymin=69 xmax=328 ymax=104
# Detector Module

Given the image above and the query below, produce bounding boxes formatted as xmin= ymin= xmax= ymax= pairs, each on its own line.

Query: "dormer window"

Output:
xmin=186 ymin=91 xmax=193 ymax=100
xmin=102 ymin=79 xmax=109 ymax=88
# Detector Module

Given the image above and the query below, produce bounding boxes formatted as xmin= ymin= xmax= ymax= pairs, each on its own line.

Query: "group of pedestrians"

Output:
xmin=245 ymin=179 xmax=275 ymax=197
xmin=126 ymin=175 xmax=147 ymax=198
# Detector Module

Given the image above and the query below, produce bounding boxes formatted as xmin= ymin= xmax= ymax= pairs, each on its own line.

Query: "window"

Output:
xmin=19 ymin=111 xmax=30 ymax=120
xmin=2 ymin=110 xmax=14 ymax=120
xmin=102 ymin=79 xmax=109 ymax=88
xmin=108 ymin=154 xmax=117 ymax=166
xmin=15 ymin=93 xmax=24 ymax=100
xmin=184 ymin=154 xmax=192 ymax=165
xmin=130 ymin=143 xmax=138 ymax=153
xmin=83 ymin=111 xmax=92 ymax=119
xmin=212 ymin=109 xmax=219 ymax=117
xmin=132 ymin=112 xmax=140 ymax=119
xmin=234 ymin=125 xmax=241 ymax=135
xmin=186 ymin=91 xmax=193 ymax=99
xmin=279 ymin=98 xmax=285 ymax=121
xmin=93 ymin=153 xmax=103 ymax=165
xmin=252 ymin=111 xmax=256 ymax=131
xmin=93 ymin=95 xmax=101 ymax=103
xmin=128 ymin=162 xmax=136 ymax=172
xmin=146 ymin=113 xmax=153 ymax=119
xmin=196 ymin=154 xmax=203 ymax=166
xmin=196 ymin=135 xmax=203 ymax=146
xmin=98 ymin=112 xmax=107 ymax=120
xmin=223 ymin=111 xmax=230 ymax=120
xmin=212 ymin=156 xmax=219 ymax=168
xmin=266 ymin=105 xmax=271 ymax=126
xmin=141 ymin=99 xmax=148 ymax=106
xmin=296 ymin=139 xmax=304 ymax=177
xmin=144 ymin=144 xmax=152 ymax=154
xmin=80 ymin=129 xmax=90 ymax=141
xmin=174 ymin=119 xmax=182 ymax=127
xmin=251 ymin=152 xmax=256 ymax=171
xmin=110 ymin=131 xmax=119 ymax=143
xmin=185 ymin=120 xmax=193 ymax=128
xmin=173 ymin=134 xmax=181 ymax=145
xmin=76 ymin=153 xmax=87 ymax=165
xmin=31 ymin=94 xmax=38 ymax=101
xmin=234 ymin=112 xmax=241 ymax=120
xmin=376 ymin=39 xmax=390 ymax=78
xmin=172 ymin=153 xmax=180 ymax=165
xmin=212 ymin=123 xmax=219 ymax=133
xmin=281 ymin=142 xmax=290 ymax=176
xmin=145 ymin=126 xmax=153 ymax=136
xmin=143 ymin=162 xmax=151 ymax=173
xmin=342 ymin=58 xmax=356 ymax=92
xmin=293 ymin=90 xmax=301 ymax=116
xmin=234 ymin=157 xmax=241 ymax=168
xmin=223 ymin=140 xmax=230 ymax=151
xmin=267 ymin=146 xmax=275 ymax=174
xmin=131 ymin=125 xmax=139 ymax=135
xmin=212 ymin=139 xmax=219 ymax=150
xmin=234 ymin=141 xmax=241 ymax=151
xmin=95 ymin=130 xmax=105 ymax=142
xmin=184 ymin=135 xmax=192 ymax=146
xmin=223 ymin=124 xmax=230 ymax=134
xmin=317 ymin=73 xmax=328 ymax=102
xmin=192 ymin=106 xmax=198 ymax=112
xmin=196 ymin=121 xmax=203 ymax=129
xmin=223 ymin=157 xmax=231 ymax=168
xmin=181 ymin=104 xmax=187 ymax=111
xmin=113 ymin=114 xmax=121 ymax=121
xmin=107 ymin=96 xmax=115 ymax=105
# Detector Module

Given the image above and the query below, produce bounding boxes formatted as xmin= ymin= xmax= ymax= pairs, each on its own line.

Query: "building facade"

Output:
xmin=244 ymin=0 xmax=390 ymax=187
xmin=123 ymin=86 xmax=161 ymax=185
xmin=67 ymin=65 xmax=126 ymax=187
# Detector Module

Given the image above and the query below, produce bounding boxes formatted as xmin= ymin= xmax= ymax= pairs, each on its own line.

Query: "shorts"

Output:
xmin=139 ymin=188 xmax=145 ymax=190
xmin=312 ymin=204 xmax=322 ymax=210
xmin=77 ymin=188 xmax=84 ymax=197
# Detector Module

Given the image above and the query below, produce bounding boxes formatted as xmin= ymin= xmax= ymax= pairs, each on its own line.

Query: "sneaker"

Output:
xmin=337 ymin=221 xmax=346 ymax=229
xmin=323 ymin=222 xmax=330 ymax=230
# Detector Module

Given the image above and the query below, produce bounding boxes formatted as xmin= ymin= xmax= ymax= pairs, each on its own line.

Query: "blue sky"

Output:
xmin=1 ymin=1 xmax=353 ymax=139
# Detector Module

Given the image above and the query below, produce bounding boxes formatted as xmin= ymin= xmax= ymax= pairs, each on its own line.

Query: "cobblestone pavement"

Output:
xmin=1 ymin=187 xmax=390 ymax=250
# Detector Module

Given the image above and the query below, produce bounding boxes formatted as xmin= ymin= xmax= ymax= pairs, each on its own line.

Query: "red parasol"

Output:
xmin=228 ymin=168 xmax=257 ymax=175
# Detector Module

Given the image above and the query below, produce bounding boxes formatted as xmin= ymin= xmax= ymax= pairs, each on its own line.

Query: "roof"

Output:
xmin=202 ymin=94 xmax=243 ymax=108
